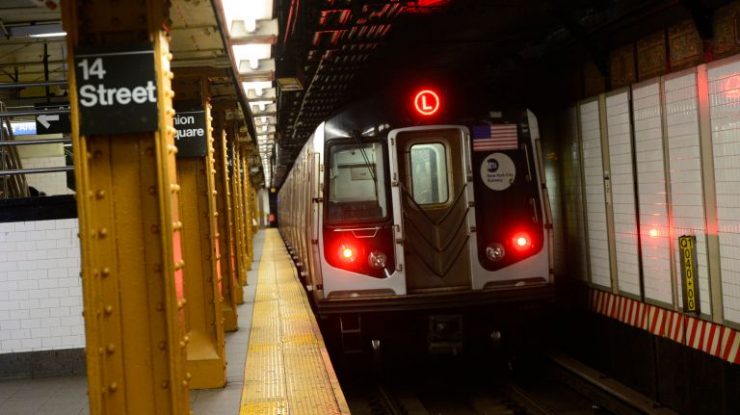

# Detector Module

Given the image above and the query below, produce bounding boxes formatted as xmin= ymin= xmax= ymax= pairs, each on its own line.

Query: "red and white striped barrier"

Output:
xmin=589 ymin=289 xmax=740 ymax=365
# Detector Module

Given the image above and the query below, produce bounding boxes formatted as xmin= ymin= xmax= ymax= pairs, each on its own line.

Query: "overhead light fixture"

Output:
xmin=232 ymin=44 xmax=271 ymax=71
xmin=246 ymin=87 xmax=277 ymax=101
xmin=221 ymin=0 xmax=274 ymax=37
xmin=9 ymin=22 xmax=66 ymax=38
xmin=230 ymin=19 xmax=278 ymax=43
xmin=242 ymin=81 xmax=273 ymax=96
xmin=254 ymin=116 xmax=276 ymax=126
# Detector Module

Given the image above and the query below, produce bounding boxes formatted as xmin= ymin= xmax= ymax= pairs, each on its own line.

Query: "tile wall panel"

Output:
xmin=633 ymin=81 xmax=673 ymax=304
xmin=580 ymin=100 xmax=612 ymax=288
xmin=606 ymin=91 xmax=641 ymax=296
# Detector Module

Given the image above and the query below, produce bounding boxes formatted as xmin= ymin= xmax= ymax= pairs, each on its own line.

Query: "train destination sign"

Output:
xmin=679 ymin=235 xmax=700 ymax=315
xmin=174 ymin=110 xmax=207 ymax=158
xmin=74 ymin=48 xmax=158 ymax=135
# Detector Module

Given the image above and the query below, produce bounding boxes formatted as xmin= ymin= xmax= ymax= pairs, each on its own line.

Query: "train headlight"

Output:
xmin=368 ymin=250 xmax=387 ymax=269
xmin=486 ymin=243 xmax=505 ymax=261
xmin=338 ymin=244 xmax=357 ymax=263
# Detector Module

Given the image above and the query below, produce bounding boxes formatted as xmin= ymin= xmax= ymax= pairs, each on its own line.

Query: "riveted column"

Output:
xmin=213 ymin=112 xmax=238 ymax=331
xmin=239 ymin=146 xmax=254 ymax=271
xmin=62 ymin=1 xmax=190 ymax=414
xmin=172 ymin=77 xmax=226 ymax=389
xmin=231 ymin=140 xmax=248 ymax=287
xmin=225 ymin=128 xmax=245 ymax=304
xmin=244 ymin=150 xmax=257 ymax=261
xmin=239 ymin=145 xmax=254 ymax=269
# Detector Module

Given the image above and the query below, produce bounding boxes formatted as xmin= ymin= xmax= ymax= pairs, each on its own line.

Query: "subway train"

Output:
xmin=278 ymin=86 xmax=555 ymax=352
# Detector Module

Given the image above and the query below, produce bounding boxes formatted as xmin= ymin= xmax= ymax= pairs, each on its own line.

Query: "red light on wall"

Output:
xmin=413 ymin=89 xmax=440 ymax=116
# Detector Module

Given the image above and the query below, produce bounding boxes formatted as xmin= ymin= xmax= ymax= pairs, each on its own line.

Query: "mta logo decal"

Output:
xmin=487 ymin=159 xmax=499 ymax=173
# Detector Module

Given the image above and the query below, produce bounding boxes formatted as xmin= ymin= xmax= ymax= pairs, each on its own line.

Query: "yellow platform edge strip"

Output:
xmin=240 ymin=229 xmax=350 ymax=415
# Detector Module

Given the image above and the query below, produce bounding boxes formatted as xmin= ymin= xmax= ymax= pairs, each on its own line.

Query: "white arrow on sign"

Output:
xmin=37 ymin=114 xmax=60 ymax=129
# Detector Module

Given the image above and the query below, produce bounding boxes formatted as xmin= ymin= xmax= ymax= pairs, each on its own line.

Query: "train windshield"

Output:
xmin=326 ymin=142 xmax=388 ymax=224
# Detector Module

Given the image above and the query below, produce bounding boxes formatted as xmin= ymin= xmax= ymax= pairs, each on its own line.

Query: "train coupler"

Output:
xmin=427 ymin=314 xmax=463 ymax=355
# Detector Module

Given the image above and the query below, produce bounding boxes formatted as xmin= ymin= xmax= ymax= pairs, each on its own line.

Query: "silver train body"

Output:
xmin=278 ymin=95 xmax=554 ymax=315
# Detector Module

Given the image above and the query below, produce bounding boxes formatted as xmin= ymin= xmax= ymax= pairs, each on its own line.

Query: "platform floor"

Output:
xmin=239 ymin=229 xmax=349 ymax=415
xmin=0 ymin=229 xmax=348 ymax=414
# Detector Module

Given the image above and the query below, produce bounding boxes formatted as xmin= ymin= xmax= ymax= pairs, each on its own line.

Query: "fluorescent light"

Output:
xmin=249 ymin=100 xmax=274 ymax=112
xmin=9 ymin=22 xmax=65 ymax=38
xmin=30 ymin=32 xmax=67 ymax=38
xmin=221 ymin=0 xmax=273 ymax=36
xmin=242 ymin=81 xmax=273 ymax=96
xmin=232 ymin=44 xmax=271 ymax=71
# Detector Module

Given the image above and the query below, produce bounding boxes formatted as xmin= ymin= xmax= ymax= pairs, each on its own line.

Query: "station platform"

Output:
xmin=0 ymin=229 xmax=349 ymax=415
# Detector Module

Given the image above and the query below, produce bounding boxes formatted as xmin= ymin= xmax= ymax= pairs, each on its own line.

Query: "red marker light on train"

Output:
xmin=413 ymin=89 xmax=440 ymax=116
xmin=338 ymin=244 xmax=357 ymax=263
xmin=512 ymin=232 xmax=532 ymax=251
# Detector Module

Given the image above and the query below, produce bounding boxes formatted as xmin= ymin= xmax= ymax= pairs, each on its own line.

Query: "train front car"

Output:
xmin=281 ymin=87 xmax=554 ymax=354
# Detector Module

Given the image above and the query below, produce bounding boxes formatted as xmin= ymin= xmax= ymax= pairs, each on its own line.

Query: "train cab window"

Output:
xmin=409 ymin=143 xmax=449 ymax=205
xmin=326 ymin=142 xmax=388 ymax=223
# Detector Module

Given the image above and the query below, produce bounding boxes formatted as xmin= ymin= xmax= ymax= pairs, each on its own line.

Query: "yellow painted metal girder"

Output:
xmin=240 ymin=230 xmax=350 ymax=415
xmin=231 ymin=140 xmax=248 ymax=289
xmin=224 ymin=130 xmax=244 ymax=305
xmin=62 ymin=0 xmax=190 ymax=413
xmin=213 ymin=121 xmax=239 ymax=331
xmin=175 ymin=81 xmax=226 ymax=389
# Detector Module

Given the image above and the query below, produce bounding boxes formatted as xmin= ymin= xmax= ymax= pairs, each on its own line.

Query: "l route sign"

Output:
xmin=74 ymin=47 xmax=158 ymax=135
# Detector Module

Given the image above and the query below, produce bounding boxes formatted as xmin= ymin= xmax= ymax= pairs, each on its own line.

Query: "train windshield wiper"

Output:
xmin=351 ymin=131 xmax=377 ymax=183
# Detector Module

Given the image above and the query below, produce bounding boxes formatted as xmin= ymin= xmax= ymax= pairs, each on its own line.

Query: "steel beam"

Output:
xmin=61 ymin=0 xmax=191 ymax=413
xmin=231 ymin=141 xmax=247 ymax=287
xmin=174 ymin=78 xmax=226 ymax=389
xmin=224 ymin=124 xmax=244 ymax=305
xmin=213 ymin=114 xmax=239 ymax=331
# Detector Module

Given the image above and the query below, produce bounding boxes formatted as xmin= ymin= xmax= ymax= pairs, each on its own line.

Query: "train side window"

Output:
xmin=409 ymin=143 xmax=449 ymax=205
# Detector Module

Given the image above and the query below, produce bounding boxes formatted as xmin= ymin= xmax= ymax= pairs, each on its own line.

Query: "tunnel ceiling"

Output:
xmin=272 ymin=0 xmax=732 ymax=188
xmin=0 ymin=0 xmax=733 ymax=191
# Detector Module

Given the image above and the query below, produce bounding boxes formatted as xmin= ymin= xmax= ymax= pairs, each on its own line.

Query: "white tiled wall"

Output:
xmin=664 ymin=72 xmax=709 ymax=312
xmin=633 ymin=81 xmax=673 ymax=305
xmin=606 ymin=91 xmax=641 ymax=296
xmin=0 ymin=219 xmax=83 ymax=353
xmin=22 ymin=156 xmax=74 ymax=196
xmin=709 ymin=60 xmax=740 ymax=324
xmin=580 ymin=100 xmax=612 ymax=288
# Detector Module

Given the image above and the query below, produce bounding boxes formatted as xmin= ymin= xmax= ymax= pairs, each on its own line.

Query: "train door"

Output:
xmin=389 ymin=126 xmax=472 ymax=292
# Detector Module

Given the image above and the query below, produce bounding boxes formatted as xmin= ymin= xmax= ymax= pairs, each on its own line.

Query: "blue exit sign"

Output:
xmin=10 ymin=121 xmax=37 ymax=136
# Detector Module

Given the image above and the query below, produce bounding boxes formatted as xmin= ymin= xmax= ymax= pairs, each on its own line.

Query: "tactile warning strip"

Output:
xmin=240 ymin=229 xmax=350 ymax=415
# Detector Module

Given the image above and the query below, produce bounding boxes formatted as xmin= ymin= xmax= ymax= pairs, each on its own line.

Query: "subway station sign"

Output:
xmin=679 ymin=235 xmax=700 ymax=315
xmin=74 ymin=47 xmax=158 ymax=135
xmin=174 ymin=110 xmax=207 ymax=158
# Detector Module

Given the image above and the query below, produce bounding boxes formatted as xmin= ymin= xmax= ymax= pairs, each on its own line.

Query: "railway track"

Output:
xmin=342 ymin=353 xmax=676 ymax=415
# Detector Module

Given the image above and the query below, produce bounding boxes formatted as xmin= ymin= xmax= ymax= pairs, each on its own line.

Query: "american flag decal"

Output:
xmin=472 ymin=124 xmax=519 ymax=152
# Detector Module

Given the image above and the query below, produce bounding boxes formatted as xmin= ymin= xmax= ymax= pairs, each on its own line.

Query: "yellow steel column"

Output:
xmin=226 ymin=128 xmax=245 ymax=304
xmin=240 ymin=148 xmax=254 ymax=267
xmin=62 ymin=1 xmax=190 ymax=414
xmin=173 ymin=78 xmax=226 ymax=389
xmin=224 ymin=126 xmax=244 ymax=305
xmin=213 ymin=113 xmax=238 ymax=331
xmin=231 ymin=141 xmax=248 ymax=285
xmin=238 ymin=147 xmax=252 ymax=269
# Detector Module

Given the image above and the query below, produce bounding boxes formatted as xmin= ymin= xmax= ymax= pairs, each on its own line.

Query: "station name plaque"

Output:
xmin=74 ymin=47 xmax=159 ymax=135
xmin=174 ymin=110 xmax=207 ymax=158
